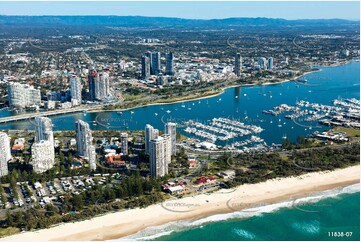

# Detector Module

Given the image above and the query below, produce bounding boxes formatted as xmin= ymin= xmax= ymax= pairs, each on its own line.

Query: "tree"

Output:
xmin=282 ymin=137 xmax=291 ymax=149
xmin=6 ymin=210 xmax=14 ymax=227
xmin=297 ymin=135 xmax=306 ymax=145
xmin=68 ymin=153 xmax=73 ymax=162
xmin=71 ymin=195 xmax=84 ymax=210
xmin=21 ymin=170 xmax=28 ymax=181
xmin=59 ymin=151 xmax=65 ymax=163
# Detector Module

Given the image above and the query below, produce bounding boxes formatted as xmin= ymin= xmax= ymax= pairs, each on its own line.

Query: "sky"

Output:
xmin=0 ymin=1 xmax=359 ymax=20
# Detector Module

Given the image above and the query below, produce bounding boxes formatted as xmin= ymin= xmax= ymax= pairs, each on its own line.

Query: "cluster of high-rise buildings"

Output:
xmin=2 ymin=119 xmax=175 ymax=177
xmin=0 ymin=117 xmax=56 ymax=176
xmin=233 ymin=54 xmax=274 ymax=76
xmin=0 ymin=116 xmax=98 ymax=176
xmin=7 ymin=68 xmax=112 ymax=110
xmin=88 ymin=69 xmax=111 ymax=101
xmin=7 ymin=82 xmax=41 ymax=109
xmin=258 ymin=57 xmax=274 ymax=70
xmin=76 ymin=120 xmax=97 ymax=170
xmin=66 ymin=69 xmax=112 ymax=106
xmin=141 ymin=51 xmax=174 ymax=80
xmin=145 ymin=122 xmax=176 ymax=177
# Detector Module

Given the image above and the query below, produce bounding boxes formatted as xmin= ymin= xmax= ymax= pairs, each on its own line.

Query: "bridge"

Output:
xmin=0 ymin=108 xmax=90 ymax=124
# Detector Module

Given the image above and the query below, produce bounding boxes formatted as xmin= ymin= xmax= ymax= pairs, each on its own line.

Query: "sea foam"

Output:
xmin=112 ymin=183 xmax=360 ymax=241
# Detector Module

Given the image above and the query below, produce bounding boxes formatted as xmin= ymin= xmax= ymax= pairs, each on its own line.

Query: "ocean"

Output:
xmin=121 ymin=184 xmax=360 ymax=241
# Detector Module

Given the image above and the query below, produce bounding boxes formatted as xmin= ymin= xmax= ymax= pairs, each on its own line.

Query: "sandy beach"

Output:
xmin=1 ymin=165 xmax=359 ymax=241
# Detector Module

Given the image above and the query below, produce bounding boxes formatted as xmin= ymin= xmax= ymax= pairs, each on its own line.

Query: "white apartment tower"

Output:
xmin=145 ymin=124 xmax=159 ymax=155
xmin=35 ymin=117 xmax=54 ymax=144
xmin=8 ymin=82 xmax=41 ymax=109
xmin=162 ymin=134 xmax=172 ymax=165
xmin=32 ymin=117 xmax=55 ymax=173
xmin=258 ymin=57 xmax=267 ymax=70
xmin=95 ymin=72 xmax=110 ymax=100
xmin=0 ymin=132 xmax=11 ymax=177
xmin=76 ymin=120 xmax=96 ymax=170
xmin=149 ymin=135 xmax=171 ymax=177
xmin=31 ymin=140 xmax=55 ymax=173
xmin=164 ymin=122 xmax=177 ymax=155
xmin=120 ymin=132 xmax=128 ymax=155
xmin=70 ymin=75 xmax=82 ymax=106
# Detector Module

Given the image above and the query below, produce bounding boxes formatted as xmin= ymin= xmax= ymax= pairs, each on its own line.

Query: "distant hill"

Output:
xmin=0 ymin=15 xmax=358 ymax=28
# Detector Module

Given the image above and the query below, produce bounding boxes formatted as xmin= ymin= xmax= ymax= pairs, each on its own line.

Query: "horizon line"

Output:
xmin=0 ymin=14 xmax=359 ymax=22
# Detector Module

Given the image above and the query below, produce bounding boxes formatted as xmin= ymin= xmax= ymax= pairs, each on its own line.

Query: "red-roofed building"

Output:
xmin=195 ymin=176 xmax=216 ymax=184
xmin=188 ymin=159 xmax=198 ymax=168
xmin=11 ymin=144 xmax=24 ymax=151
xmin=106 ymin=155 xmax=126 ymax=167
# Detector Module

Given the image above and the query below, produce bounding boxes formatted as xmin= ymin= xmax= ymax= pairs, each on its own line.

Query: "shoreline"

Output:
xmin=2 ymin=165 xmax=359 ymax=241
xmin=86 ymin=68 xmax=319 ymax=114
xmin=0 ymin=62 xmax=349 ymax=120
xmin=94 ymin=58 xmax=356 ymax=113
xmin=125 ymin=182 xmax=360 ymax=241
xmin=0 ymin=60 xmax=355 ymax=122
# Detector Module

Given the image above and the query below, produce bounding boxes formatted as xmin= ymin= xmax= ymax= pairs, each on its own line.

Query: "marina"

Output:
xmin=183 ymin=117 xmax=264 ymax=143
xmin=262 ymin=98 xmax=360 ymax=129
xmin=182 ymin=117 xmax=277 ymax=153
xmin=0 ymin=61 xmax=359 ymax=146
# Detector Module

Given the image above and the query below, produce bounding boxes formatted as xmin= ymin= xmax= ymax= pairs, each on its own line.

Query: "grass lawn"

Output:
xmin=122 ymin=94 xmax=146 ymax=101
xmin=329 ymin=127 xmax=360 ymax=139
xmin=0 ymin=227 xmax=20 ymax=238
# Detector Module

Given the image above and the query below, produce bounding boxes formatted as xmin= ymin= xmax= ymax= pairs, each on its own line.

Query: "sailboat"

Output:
xmin=277 ymin=117 xmax=282 ymax=127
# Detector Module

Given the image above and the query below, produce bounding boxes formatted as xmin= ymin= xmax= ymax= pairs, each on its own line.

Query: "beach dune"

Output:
xmin=2 ymin=165 xmax=359 ymax=241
